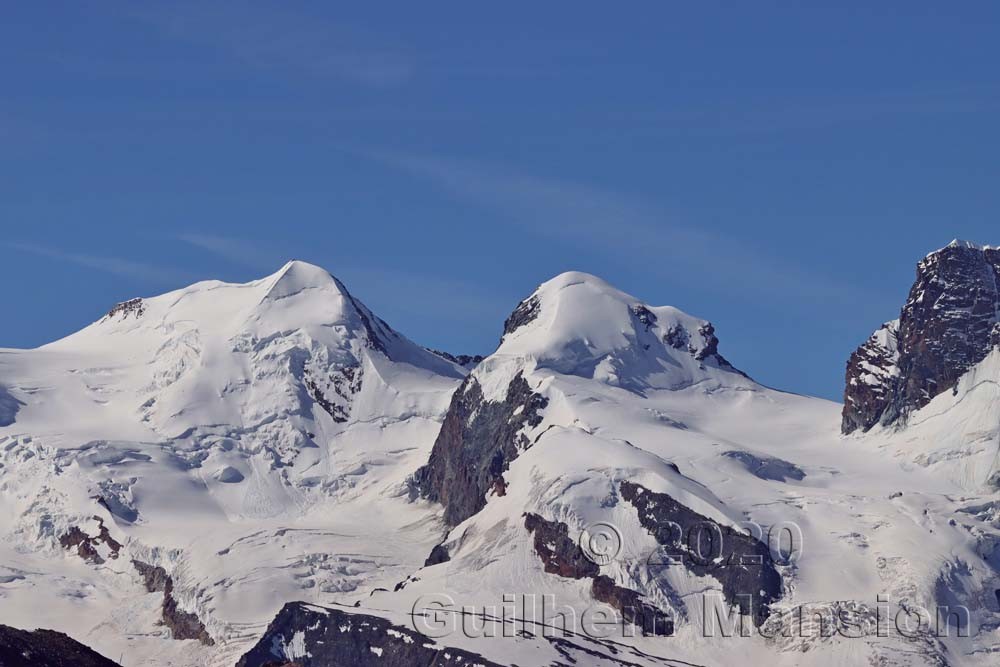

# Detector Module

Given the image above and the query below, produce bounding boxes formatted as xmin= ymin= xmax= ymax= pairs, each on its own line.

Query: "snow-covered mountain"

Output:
xmin=0 ymin=261 xmax=469 ymax=665
xmin=372 ymin=266 xmax=1000 ymax=667
xmin=3 ymin=251 xmax=1000 ymax=667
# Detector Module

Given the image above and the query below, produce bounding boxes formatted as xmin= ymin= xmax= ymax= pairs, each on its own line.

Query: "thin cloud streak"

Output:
xmin=125 ymin=2 xmax=411 ymax=87
xmin=366 ymin=150 xmax=862 ymax=306
xmin=9 ymin=242 xmax=196 ymax=285
xmin=176 ymin=233 xmax=279 ymax=271
xmin=337 ymin=265 xmax=513 ymax=319
xmin=170 ymin=232 xmax=512 ymax=348
xmin=336 ymin=265 xmax=514 ymax=355
xmin=601 ymin=85 xmax=1000 ymax=137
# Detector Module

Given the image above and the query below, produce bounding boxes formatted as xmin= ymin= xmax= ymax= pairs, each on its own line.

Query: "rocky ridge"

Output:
xmin=844 ymin=240 xmax=1000 ymax=433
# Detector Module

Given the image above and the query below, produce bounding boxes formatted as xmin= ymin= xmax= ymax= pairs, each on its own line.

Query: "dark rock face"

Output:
xmin=414 ymin=372 xmax=548 ymax=526
xmin=663 ymin=324 xmax=690 ymax=350
xmin=721 ymin=450 xmax=805 ymax=482
xmin=59 ymin=518 xmax=122 ymax=564
xmin=133 ymin=560 xmax=171 ymax=594
xmin=104 ymin=297 xmax=145 ymax=321
xmin=236 ymin=602 xmax=504 ymax=667
xmin=344 ymin=291 xmax=395 ymax=356
xmin=0 ymin=624 xmax=121 ymax=667
xmin=620 ymin=481 xmax=781 ymax=627
xmin=630 ymin=304 xmax=658 ymax=330
xmin=843 ymin=242 xmax=1000 ymax=434
xmin=895 ymin=243 xmax=1000 ymax=414
xmin=590 ymin=575 xmax=674 ymax=638
xmin=161 ymin=583 xmax=214 ymax=645
xmin=842 ymin=321 xmax=901 ymax=434
xmin=692 ymin=323 xmax=721 ymax=362
xmin=523 ymin=513 xmax=674 ymax=637
xmin=524 ymin=513 xmax=599 ymax=579
xmin=429 ymin=350 xmax=485 ymax=369
xmin=0 ymin=385 xmax=23 ymax=427
xmin=501 ymin=294 xmax=541 ymax=341
xmin=633 ymin=305 xmax=740 ymax=372
xmin=688 ymin=322 xmax=743 ymax=375
xmin=303 ymin=363 xmax=362 ymax=423
xmin=423 ymin=543 xmax=450 ymax=567
xmin=133 ymin=560 xmax=214 ymax=645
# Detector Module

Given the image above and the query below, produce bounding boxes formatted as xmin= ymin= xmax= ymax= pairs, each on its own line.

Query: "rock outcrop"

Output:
xmin=501 ymin=294 xmax=541 ymax=342
xmin=842 ymin=321 xmax=901 ymax=433
xmin=413 ymin=372 xmax=547 ymax=526
xmin=104 ymin=297 xmax=145 ymax=321
xmin=523 ymin=513 xmax=600 ymax=580
xmin=843 ymin=241 xmax=1000 ymax=433
xmin=133 ymin=560 xmax=214 ymax=645
xmin=59 ymin=518 xmax=122 ymax=564
xmin=620 ymin=481 xmax=781 ymax=627
xmin=430 ymin=350 xmax=485 ymax=369
xmin=523 ymin=513 xmax=674 ymax=637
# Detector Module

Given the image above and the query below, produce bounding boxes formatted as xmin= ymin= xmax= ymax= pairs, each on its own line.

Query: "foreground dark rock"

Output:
xmin=524 ymin=513 xmax=674 ymax=637
xmin=620 ymin=481 xmax=781 ymax=626
xmin=414 ymin=372 xmax=547 ymax=526
xmin=236 ymin=602 xmax=505 ymax=667
xmin=0 ymin=624 xmax=121 ymax=667
xmin=843 ymin=240 xmax=1000 ymax=433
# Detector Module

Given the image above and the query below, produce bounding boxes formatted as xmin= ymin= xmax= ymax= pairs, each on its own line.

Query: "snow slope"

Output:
xmin=2 ymin=264 xmax=1000 ymax=667
xmin=0 ymin=261 xmax=466 ymax=665
xmin=385 ymin=272 xmax=1000 ymax=667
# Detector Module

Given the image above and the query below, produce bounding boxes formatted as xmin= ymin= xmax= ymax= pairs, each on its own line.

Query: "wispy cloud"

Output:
xmin=365 ymin=150 xmax=861 ymax=306
xmin=634 ymin=85 xmax=1000 ymax=137
xmin=125 ymin=2 xmax=411 ymax=87
xmin=9 ymin=242 xmax=195 ymax=284
xmin=172 ymin=232 xmax=510 ymax=345
xmin=335 ymin=265 xmax=514 ymax=354
xmin=176 ymin=233 xmax=280 ymax=270
xmin=338 ymin=265 xmax=513 ymax=320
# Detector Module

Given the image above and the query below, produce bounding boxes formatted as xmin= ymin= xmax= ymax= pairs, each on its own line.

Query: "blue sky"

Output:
xmin=3 ymin=2 xmax=999 ymax=400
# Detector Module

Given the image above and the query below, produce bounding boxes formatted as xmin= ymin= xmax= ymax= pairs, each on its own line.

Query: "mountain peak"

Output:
xmin=844 ymin=241 xmax=1000 ymax=433
xmin=538 ymin=270 xmax=618 ymax=291
xmin=260 ymin=260 xmax=343 ymax=301
xmin=496 ymin=271 xmax=746 ymax=390
xmin=943 ymin=238 xmax=997 ymax=252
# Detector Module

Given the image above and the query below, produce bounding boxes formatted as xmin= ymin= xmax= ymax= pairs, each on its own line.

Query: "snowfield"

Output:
xmin=1 ymin=260 xmax=999 ymax=666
